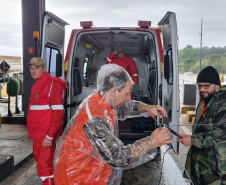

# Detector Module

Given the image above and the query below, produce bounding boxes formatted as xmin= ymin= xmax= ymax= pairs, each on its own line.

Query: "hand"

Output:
xmin=43 ymin=138 xmax=52 ymax=147
xmin=147 ymin=112 xmax=154 ymax=118
xmin=114 ymin=50 xmax=118 ymax=55
xmin=178 ymin=134 xmax=192 ymax=147
xmin=145 ymin=105 xmax=168 ymax=118
xmin=149 ymin=128 xmax=174 ymax=147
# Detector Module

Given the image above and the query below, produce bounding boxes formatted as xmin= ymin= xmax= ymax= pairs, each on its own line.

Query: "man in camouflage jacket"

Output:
xmin=179 ymin=66 xmax=226 ymax=185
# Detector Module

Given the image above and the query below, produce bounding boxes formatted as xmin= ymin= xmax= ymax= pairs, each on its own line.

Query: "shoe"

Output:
xmin=42 ymin=178 xmax=54 ymax=185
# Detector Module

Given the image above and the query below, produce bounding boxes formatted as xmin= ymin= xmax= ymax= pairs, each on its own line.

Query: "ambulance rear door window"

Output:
xmin=43 ymin=47 xmax=60 ymax=76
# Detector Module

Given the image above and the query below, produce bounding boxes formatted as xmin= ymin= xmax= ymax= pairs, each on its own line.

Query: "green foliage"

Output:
xmin=179 ymin=45 xmax=199 ymax=64
xmin=179 ymin=45 xmax=226 ymax=73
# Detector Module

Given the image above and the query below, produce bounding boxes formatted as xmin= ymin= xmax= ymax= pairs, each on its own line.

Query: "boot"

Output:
xmin=42 ymin=178 xmax=54 ymax=185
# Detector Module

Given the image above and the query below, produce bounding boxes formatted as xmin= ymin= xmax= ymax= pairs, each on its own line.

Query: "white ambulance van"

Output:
xmin=40 ymin=11 xmax=180 ymax=152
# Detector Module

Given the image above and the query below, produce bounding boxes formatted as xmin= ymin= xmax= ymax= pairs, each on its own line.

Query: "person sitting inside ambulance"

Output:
xmin=53 ymin=64 xmax=173 ymax=185
xmin=105 ymin=47 xmax=139 ymax=85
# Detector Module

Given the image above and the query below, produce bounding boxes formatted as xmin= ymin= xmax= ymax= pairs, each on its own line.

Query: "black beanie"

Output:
xmin=197 ymin=66 xmax=221 ymax=85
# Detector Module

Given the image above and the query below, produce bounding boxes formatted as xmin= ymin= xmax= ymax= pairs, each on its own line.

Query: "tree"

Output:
xmin=179 ymin=45 xmax=199 ymax=64
xmin=179 ymin=46 xmax=226 ymax=73
xmin=208 ymin=54 xmax=221 ymax=64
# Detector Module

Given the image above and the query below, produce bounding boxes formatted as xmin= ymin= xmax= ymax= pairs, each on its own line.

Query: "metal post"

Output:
xmin=199 ymin=17 xmax=203 ymax=72
xmin=15 ymin=95 xmax=20 ymax=114
xmin=8 ymin=95 xmax=12 ymax=116
xmin=34 ymin=37 xmax=39 ymax=57
xmin=3 ymin=61 xmax=5 ymax=84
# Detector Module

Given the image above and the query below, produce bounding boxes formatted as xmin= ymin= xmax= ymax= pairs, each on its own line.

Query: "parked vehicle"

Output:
xmin=40 ymin=11 xmax=180 ymax=152
xmin=183 ymin=72 xmax=194 ymax=75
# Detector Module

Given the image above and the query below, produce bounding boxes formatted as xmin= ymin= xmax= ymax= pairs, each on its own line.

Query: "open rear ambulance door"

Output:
xmin=158 ymin=12 xmax=180 ymax=153
xmin=41 ymin=11 xmax=69 ymax=79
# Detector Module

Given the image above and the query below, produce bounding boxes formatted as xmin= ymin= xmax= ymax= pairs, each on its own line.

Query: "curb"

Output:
xmin=14 ymin=153 xmax=33 ymax=172
xmin=2 ymin=117 xmax=27 ymax=124
xmin=0 ymin=152 xmax=33 ymax=183
xmin=0 ymin=155 xmax=14 ymax=183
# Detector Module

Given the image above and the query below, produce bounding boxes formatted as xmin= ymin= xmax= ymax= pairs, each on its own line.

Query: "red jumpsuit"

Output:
xmin=27 ymin=72 xmax=66 ymax=185
xmin=105 ymin=52 xmax=139 ymax=84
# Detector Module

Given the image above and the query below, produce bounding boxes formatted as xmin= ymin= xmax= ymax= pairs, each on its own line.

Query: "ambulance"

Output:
xmin=40 ymin=11 xmax=180 ymax=152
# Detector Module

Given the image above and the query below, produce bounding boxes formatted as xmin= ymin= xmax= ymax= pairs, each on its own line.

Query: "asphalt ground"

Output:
xmin=0 ymin=109 xmax=192 ymax=185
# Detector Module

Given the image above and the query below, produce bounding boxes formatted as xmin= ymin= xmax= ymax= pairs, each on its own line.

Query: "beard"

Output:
xmin=199 ymin=91 xmax=216 ymax=102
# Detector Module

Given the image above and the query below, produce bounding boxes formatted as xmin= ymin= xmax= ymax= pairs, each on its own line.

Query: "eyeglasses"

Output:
xmin=196 ymin=83 xmax=212 ymax=89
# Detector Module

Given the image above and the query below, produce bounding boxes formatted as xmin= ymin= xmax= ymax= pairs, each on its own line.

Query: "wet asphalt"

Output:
xmin=0 ymin=142 xmax=191 ymax=185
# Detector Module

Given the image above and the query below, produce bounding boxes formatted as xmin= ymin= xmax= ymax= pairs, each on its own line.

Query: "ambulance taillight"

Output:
xmin=138 ymin=21 xmax=151 ymax=29
xmin=80 ymin=21 xmax=93 ymax=29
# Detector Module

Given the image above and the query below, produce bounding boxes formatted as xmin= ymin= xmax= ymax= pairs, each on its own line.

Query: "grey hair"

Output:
xmin=100 ymin=70 xmax=129 ymax=93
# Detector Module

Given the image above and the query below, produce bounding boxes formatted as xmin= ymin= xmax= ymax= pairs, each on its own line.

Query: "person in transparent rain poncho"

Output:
xmin=53 ymin=64 xmax=173 ymax=185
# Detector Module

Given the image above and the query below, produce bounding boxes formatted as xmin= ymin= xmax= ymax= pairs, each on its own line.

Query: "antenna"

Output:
xmin=199 ymin=16 xmax=203 ymax=72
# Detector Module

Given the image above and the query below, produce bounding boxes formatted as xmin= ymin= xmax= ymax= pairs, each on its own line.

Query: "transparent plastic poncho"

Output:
xmin=53 ymin=64 xmax=158 ymax=185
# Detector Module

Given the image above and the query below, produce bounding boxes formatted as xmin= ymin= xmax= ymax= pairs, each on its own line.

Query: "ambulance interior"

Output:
xmin=71 ymin=31 xmax=158 ymax=142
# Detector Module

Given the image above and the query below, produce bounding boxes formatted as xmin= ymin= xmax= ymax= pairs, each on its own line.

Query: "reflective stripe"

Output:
xmin=86 ymin=102 xmax=92 ymax=119
xmin=107 ymin=57 xmax=112 ymax=62
xmin=48 ymin=80 xmax=53 ymax=97
xmin=30 ymin=105 xmax=50 ymax=110
xmin=40 ymin=175 xmax=54 ymax=181
xmin=51 ymin=105 xmax=64 ymax=110
xmin=46 ymin=135 xmax=53 ymax=140
xmin=133 ymin=74 xmax=138 ymax=76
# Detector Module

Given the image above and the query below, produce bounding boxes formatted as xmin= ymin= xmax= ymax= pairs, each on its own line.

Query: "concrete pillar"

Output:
xmin=21 ymin=0 xmax=45 ymax=117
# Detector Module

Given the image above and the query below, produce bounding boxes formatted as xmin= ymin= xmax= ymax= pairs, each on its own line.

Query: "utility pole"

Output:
xmin=199 ymin=17 xmax=203 ymax=72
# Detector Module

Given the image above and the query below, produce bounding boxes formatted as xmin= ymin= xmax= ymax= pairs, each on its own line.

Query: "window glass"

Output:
xmin=83 ymin=58 xmax=88 ymax=78
xmin=50 ymin=49 xmax=58 ymax=76
xmin=43 ymin=47 xmax=59 ymax=76
xmin=44 ymin=47 xmax=50 ymax=68
xmin=83 ymin=55 xmax=94 ymax=81
xmin=167 ymin=49 xmax=173 ymax=84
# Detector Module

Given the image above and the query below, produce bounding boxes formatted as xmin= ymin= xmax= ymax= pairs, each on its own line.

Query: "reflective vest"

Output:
xmin=54 ymin=93 xmax=116 ymax=185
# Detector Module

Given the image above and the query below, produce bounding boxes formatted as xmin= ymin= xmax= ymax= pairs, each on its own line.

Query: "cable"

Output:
xmin=184 ymin=167 xmax=194 ymax=185
xmin=140 ymin=60 xmax=195 ymax=184
xmin=157 ymin=144 xmax=171 ymax=185
xmin=156 ymin=144 xmax=195 ymax=185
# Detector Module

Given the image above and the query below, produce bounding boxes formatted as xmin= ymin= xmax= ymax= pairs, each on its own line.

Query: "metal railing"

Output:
xmin=179 ymin=78 xmax=196 ymax=84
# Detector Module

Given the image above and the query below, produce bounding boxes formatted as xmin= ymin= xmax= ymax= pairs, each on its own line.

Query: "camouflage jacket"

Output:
xmin=184 ymin=86 xmax=226 ymax=185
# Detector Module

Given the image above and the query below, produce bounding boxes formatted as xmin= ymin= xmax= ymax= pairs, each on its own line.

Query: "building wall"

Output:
xmin=0 ymin=55 xmax=22 ymax=72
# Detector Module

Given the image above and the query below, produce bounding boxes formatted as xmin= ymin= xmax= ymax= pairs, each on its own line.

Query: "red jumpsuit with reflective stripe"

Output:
xmin=27 ymin=72 xmax=66 ymax=184
xmin=105 ymin=52 xmax=139 ymax=84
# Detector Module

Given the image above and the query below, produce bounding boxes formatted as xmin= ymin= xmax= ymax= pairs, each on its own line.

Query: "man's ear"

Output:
xmin=44 ymin=66 xmax=47 ymax=72
xmin=112 ymin=88 xmax=118 ymax=97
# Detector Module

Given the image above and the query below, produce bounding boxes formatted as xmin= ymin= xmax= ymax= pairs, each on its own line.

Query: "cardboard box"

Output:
xmin=191 ymin=116 xmax=195 ymax=124
xmin=186 ymin=111 xmax=196 ymax=122
xmin=181 ymin=106 xmax=195 ymax=114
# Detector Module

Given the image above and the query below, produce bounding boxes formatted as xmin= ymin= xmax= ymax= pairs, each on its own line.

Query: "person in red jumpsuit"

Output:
xmin=105 ymin=47 xmax=139 ymax=85
xmin=27 ymin=57 xmax=66 ymax=185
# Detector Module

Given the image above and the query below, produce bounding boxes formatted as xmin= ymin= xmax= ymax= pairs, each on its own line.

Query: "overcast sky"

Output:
xmin=0 ymin=0 xmax=226 ymax=57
